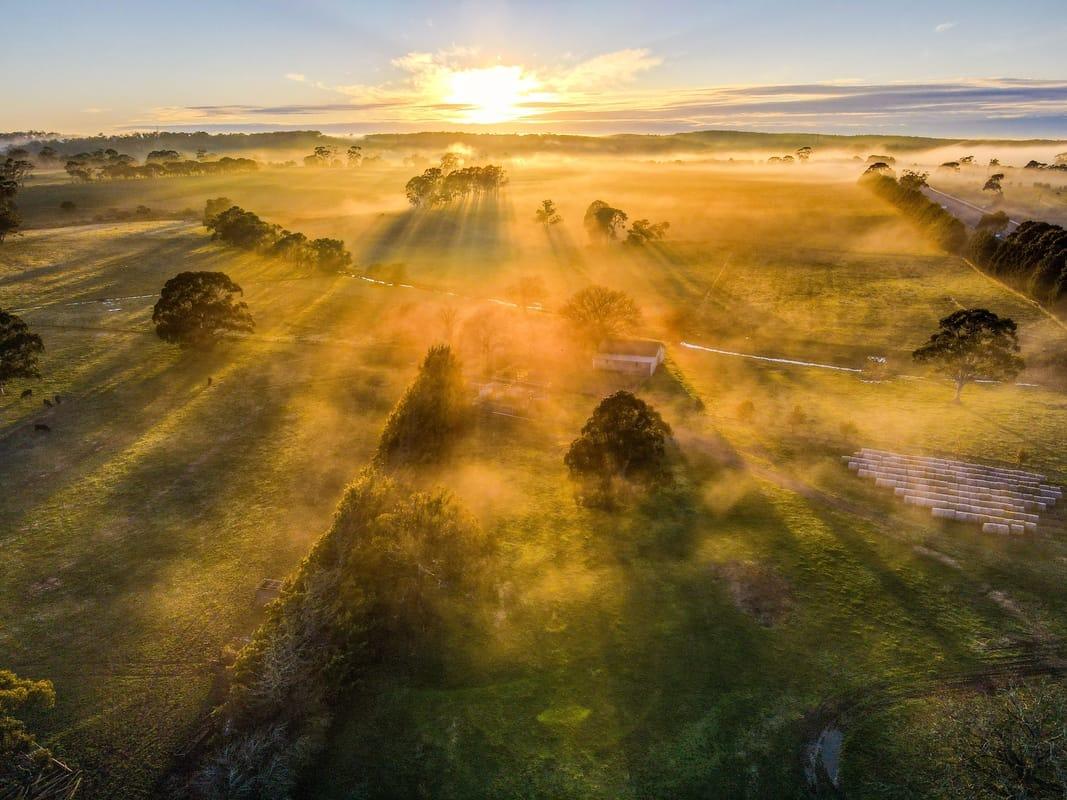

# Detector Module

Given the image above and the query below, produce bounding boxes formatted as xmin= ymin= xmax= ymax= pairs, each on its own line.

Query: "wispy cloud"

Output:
xmin=935 ymin=21 xmax=957 ymax=33
xmin=128 ymin=48 xmax=1067 ymax=137
xmin=284 ymin=73 xmax=306 ymax=83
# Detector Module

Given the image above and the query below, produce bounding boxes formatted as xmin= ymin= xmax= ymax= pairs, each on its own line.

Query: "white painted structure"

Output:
xmin=593 ymin=339 xmax=666 ymax=377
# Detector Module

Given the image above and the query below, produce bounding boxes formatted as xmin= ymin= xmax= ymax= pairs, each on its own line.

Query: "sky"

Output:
xmin=5 ymin=0 xmax=1067 ymax=138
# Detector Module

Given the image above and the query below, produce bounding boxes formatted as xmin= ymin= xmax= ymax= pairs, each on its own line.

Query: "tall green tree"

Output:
xmin=152 ymin=272 xmax=255 ymax=349
xmin=0 ymin=308 xmax=44 ymax=395
xmin=913 ymin=309 xmax=1024 ymax=401
xmin=625 ymin=219 xmax=669 ymax=246
xmin=565 ymin=391 xmax=672 ymax=507
xmin=375 ymin=345 xmax=468 ymax=467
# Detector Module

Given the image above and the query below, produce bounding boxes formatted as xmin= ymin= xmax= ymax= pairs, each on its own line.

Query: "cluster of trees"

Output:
xmin=583 ymin=200 xmax=670 ymax=246
xmin=1023 ymin=156 xmax=1067 ymax=171
xmin=404 ymin=157 xmax=507 ymax=207
xmin=303 ymin=144 xmax=363 ymax=167
xmin=1 ymin=156 xmax=33 ymax=241
xmin=859 ymin=171 xmax=967 ymax=253
xmin=175 ymin=346 xmax=484 ymax=799
xmin=0 ymin=669 xmax=73 ymax=796
xmin=204 ymin=199 xmax=353 ymax=273
xmin=66 ymin=152 xmax=258 ymax=182
xmin=966 ymin=220 xmax=1067 ymax=305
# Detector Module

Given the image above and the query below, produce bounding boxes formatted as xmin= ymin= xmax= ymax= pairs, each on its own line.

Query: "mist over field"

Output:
xmin=5 ymin=1 xmax=1067 ymax=797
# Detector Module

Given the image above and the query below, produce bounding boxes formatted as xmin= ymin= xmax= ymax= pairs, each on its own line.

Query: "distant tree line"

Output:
xmin=203 ymin=199 xmax=353 ymax=273
xmin=967 ymin=220 xmax=1067 ymax=305
xmin=65 ymin=149 xmax=258 ymax=182
xmin=404 ymin=156 xmax=507 ymax=207
xmin=859 ymin=171 xmax=967 ymax=253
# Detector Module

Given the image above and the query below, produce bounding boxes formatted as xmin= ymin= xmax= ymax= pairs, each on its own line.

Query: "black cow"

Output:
xmin=21 ymin=388 xmax=33 ymax=399
xmin=43 ymin=398 xmax=53 ymax=408
xmin=54 ymin=395 xmax=62 ymax=404
xmin=34 ymin=422 xmax=51 ymax=433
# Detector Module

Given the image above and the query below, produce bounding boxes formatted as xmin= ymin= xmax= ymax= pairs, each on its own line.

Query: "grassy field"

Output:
xmin=3 ymin=161 xmax=1067 ymax=798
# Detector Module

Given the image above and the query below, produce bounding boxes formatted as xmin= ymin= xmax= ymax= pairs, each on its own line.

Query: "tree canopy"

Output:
xmin=1 ymin=669 xmax=59 ymax=795
xmin=626 ymin=219 xmax=670 ymax=246
xmin=912 ymin=308 xmax=1024 ymax=401
xmin=0 ymin=157 xmax=33 ymax=242
xmin=375 ymin=345 xmax=469 ymax=467
xmin=152 ymin=272 xmax=255 ymax=349
xmin=564 ymin=391 xmax=673 ymax=506
xmin=583 ymin=200 xmax=628 ymax=241
xmin=534 ymin=199 xmax=562 ymax=226
xmin=560 ymin=286 xmax=641 ymax=345
xmin=0 ymin=308 xmax=44 ymax=395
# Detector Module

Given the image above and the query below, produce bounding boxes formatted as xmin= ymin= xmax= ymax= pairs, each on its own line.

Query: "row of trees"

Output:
xmin=967 ymin=220 xmax=1067 ymax=305
xmin=0 ymin=156 xmax=33 ymax=241
xmin=66 ymin=154 xmax=258 ymax=182
xmin=204 ymin=199 xmax=352 ymax=273
xmin=174 ymin=344 xmax=484 ymax=798
xmin=303 ymin=144 xmax=363 ymax=168
xmin=404 ymin=159 xmax=507 ymax=208
xmin=859 ymin=169 xmax=967 ymax=253
xmin=864 ymin=162 xmax=1067 ymax=308
xmin=583 ymin=200 xmax=669 ymax=246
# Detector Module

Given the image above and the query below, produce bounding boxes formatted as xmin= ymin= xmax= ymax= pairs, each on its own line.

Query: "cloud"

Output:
xmin=934 ymin=21 xmax=957 ymax=33
xmin=285 ymin=73 xmax=307 ymax=82
xmin=552 ymin=48 xmax=662 ymax=91
xmin=81 ymin=107 xmax=108 ymax=114
xmin=128 ymin=47 xmax=1067 ymax=138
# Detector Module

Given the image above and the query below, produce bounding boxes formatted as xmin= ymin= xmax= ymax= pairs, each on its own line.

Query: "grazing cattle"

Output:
xmin=34 ymin=422 xmax=51 ymax=432
xmin=43 ymin=398 xmax=53 ymax=408
xmin=21 ymin=388 xmax=33 ymax=399
xmin=54 ymin=395 xmax=62 ymax=404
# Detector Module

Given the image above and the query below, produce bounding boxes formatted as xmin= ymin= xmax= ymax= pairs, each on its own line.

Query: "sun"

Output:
xmin=444 ymin=65 xmax=540 ymax=124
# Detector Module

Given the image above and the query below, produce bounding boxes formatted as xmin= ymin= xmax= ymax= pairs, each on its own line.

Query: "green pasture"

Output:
xmin=3 ymin=163 xmax=1067 ymax=797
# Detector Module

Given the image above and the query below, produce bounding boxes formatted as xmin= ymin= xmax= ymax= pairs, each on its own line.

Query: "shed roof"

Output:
xmin=597 ymin=338 xmax=665 ymax=358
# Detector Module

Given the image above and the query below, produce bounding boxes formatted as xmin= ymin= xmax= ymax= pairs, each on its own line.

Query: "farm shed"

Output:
xmin=593 ymin=339 xmax=666 ymax=377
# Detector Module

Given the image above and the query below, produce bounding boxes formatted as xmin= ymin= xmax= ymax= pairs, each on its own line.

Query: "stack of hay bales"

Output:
xmin=843 ymin=448 xmax=1062 ymax=535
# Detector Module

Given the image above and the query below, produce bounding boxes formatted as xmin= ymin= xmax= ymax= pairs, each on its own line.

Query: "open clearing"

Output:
xmin=4 ymin=162 xmax=1067 ymax=798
